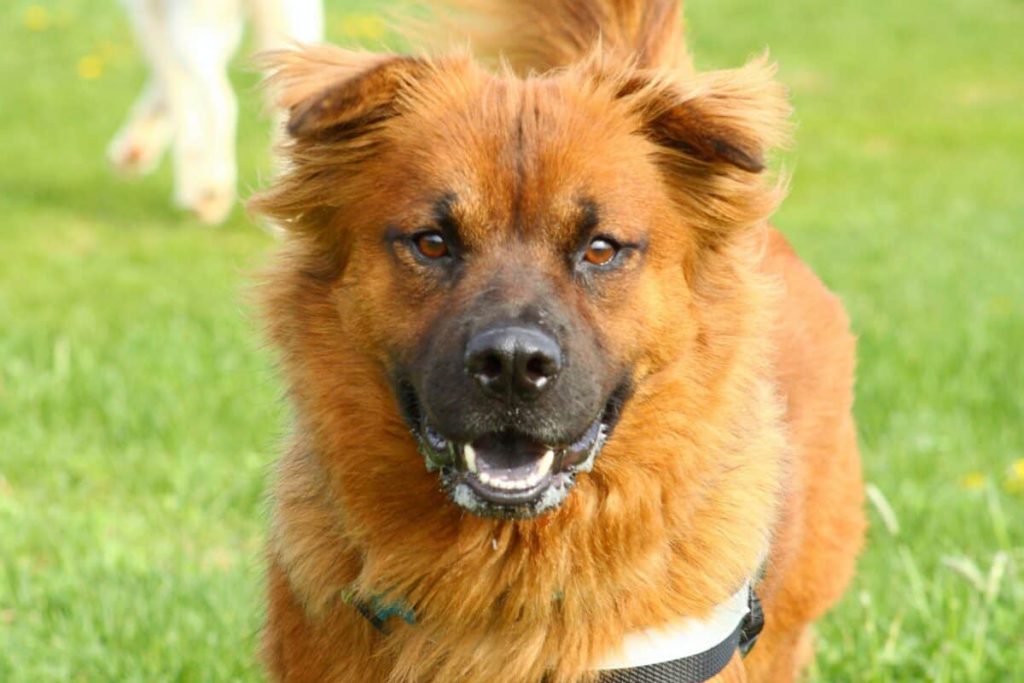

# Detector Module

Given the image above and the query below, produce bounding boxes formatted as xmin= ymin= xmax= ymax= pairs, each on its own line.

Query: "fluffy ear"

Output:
xmin=607 ymin=56 xmax=792 ymax=235
xmin=251 ymin=48 xmax=439 ymax=243
xmin=259 ymin=47 xmax=431 ymax=140
xmin=622 ymin=56 xmax=791 ymax=175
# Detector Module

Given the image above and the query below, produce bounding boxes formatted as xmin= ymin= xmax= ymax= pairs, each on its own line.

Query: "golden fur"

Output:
xmin=252 ymin=1 xmax=864 ymax=681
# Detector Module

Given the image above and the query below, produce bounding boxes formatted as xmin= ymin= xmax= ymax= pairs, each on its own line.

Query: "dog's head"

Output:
xmin=255 ymin=48 xmax=788 ymax=520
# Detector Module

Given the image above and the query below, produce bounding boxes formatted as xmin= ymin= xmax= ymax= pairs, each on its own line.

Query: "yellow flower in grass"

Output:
xmin=1005 ymin=460 xmax=1024 ymax=496
xmin=24 ymin=5 xmax=50 ymax=31
xmin=77 ymin=55 xmax=103 ymax=80
xmin=960 ymin=471 xmax=987 ymax=491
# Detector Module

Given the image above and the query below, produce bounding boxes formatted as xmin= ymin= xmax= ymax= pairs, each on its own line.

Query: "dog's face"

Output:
xmin=378 ymin=99 xmax=667 ymax=519
xmin=258 ymin=51 xmax=787 ymax=519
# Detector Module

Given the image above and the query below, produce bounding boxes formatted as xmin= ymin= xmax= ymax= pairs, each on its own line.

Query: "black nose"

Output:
xmin=465 ymin=325 xmax=562 ymax=401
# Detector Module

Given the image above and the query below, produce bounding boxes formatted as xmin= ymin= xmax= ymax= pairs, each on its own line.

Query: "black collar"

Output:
xmin=597 ymin=590 xmax=764 ymax=682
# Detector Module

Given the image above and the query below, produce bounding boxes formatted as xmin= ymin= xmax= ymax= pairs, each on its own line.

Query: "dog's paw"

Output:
xmin=107 ymin=119 xmax=172 ymax=177
xmin=183 ymin=187 xmax=235 ymax=225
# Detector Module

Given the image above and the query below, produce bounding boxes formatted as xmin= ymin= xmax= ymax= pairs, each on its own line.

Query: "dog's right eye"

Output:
xmin=413 ymin=232 xmax=449 ymax=260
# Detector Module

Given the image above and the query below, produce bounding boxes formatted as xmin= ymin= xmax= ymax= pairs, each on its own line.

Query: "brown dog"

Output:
xmin=252 ymin=1 xmax=864 ymax=681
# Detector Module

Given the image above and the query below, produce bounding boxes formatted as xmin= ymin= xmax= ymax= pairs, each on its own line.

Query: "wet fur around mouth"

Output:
xmin=396 ymin=377 xmax=631 ymax=519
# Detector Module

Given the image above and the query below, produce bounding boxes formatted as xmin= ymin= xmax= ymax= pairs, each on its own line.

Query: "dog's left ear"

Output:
xmin=605 ymin=57 xmax=791 ymax=234
xmin=620 ymin=56 xmax=791 ymax=175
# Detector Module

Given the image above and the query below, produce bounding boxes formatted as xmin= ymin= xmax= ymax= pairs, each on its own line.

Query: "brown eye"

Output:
xmin=414 ymin=232 xmax=449 ymax=260
xmin=583 ymin=237 xmax=618 ymax=266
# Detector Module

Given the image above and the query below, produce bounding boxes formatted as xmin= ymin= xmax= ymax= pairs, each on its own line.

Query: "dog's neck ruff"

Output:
xmin=593 ymin=582 xmax=760 ymax=682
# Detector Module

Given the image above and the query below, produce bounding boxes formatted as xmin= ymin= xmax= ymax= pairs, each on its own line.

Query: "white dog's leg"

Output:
xmin=246 ymin=0 xmax=324 ymax=236
xmin=247 ymin=0 xmax=324 ymax=48
xmin=107 ymin=78 xmax=173 ymax=176
xmin=248 ymin=0 xmax=324 ymax=147
xmin=164 ymin=1 xmax=244 ymax=225
xmin=108 ymin=0 xmax=176 ymax=176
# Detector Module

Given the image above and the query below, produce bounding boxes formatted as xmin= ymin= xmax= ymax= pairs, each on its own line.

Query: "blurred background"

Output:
xmin=1 ymin=0 xmax=1021 ymax=680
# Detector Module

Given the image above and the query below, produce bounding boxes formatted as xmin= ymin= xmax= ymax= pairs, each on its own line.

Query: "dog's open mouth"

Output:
xmin=399 ymin=383 xmax=627 ymax=519
xmin=437 ymin=419 xmax=605 ymax=508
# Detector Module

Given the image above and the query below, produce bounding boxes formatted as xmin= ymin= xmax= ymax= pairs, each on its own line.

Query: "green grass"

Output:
xmin=1 ymin=0 xmax=1021 ymax=680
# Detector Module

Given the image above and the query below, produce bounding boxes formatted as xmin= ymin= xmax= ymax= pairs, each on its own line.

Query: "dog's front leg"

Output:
xmin=108 ymin=0 xmax=174 ymax=176
xmin=107 ymin=77 xmax=173 ymax=176
xmin=163 ymin=0 xmax=244 ymax=224
xmin=247 ymin=0 xmax=324 ymax=49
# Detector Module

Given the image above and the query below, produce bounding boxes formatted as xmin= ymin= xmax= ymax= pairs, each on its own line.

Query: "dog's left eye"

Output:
xmin=583 ymin=237 xmax=619 ymax=267
xmin=413 ymin=232 xmax=449 ymax=260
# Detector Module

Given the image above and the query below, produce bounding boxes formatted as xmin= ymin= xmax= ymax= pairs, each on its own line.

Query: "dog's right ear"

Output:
xmin=252 ymin=48 xmax=441 ymax=244
xmin=260 ymin=47 xmax=431 ymax=141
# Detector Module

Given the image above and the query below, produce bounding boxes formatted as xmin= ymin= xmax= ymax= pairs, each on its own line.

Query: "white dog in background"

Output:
xmin=108 ymin=0 xmax=323 ymax=224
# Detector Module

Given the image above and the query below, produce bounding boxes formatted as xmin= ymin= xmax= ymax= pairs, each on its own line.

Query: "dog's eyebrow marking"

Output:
xmin=434 ymin=194 xmax=458 ymax=232
xmin=572 ymin=197 xmax=600 ymax=248
xmin=431 ymin=193 xmax=463 ymax=248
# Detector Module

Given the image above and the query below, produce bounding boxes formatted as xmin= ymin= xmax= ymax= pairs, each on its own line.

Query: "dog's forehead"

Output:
xmin=394 ymin=74 xmax=660 ymax=245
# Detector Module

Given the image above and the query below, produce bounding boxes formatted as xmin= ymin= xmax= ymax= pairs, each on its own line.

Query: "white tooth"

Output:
xmin=464 ymin=444 xmax=477 ymax=473
xmin=536 ymin=450 xmax=554 ymax=476
xmin=479 ymin=471 xmax=491 ymax=484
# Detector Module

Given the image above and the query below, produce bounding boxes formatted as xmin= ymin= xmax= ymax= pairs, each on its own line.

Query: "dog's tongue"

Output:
xmin=471 ymin=432 xmax=550 ymax=477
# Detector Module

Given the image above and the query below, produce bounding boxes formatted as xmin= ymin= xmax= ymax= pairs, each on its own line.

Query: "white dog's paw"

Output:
xmin=107 ymin=117 xmax=172 ymax=176
xmin=177 ymin=186 xmax=235 ymax=225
